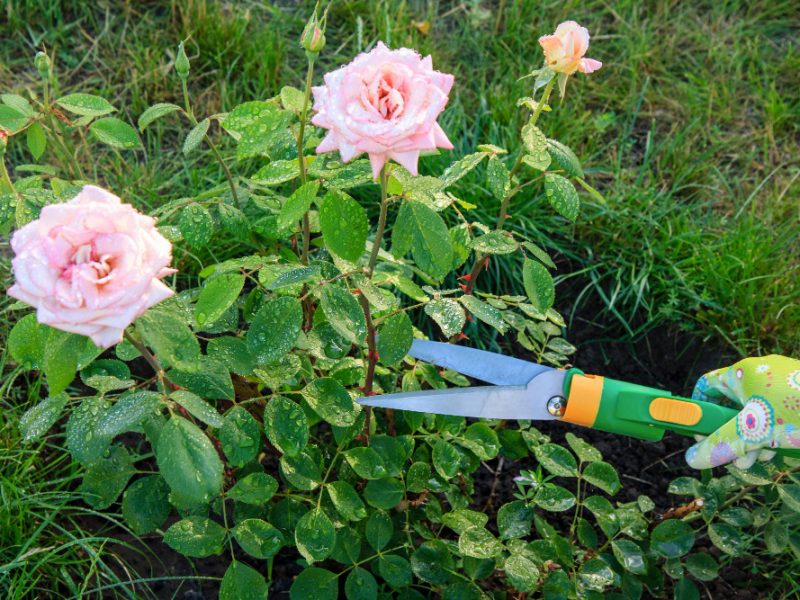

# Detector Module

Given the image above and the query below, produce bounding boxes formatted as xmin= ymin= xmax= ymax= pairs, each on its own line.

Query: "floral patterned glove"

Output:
xmin=685 ymin=355 xmax=800 ymax=469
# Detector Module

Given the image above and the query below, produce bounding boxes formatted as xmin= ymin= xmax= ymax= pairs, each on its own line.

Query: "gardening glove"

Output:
xmin=685 ymin=355 xmax=800 ymax=469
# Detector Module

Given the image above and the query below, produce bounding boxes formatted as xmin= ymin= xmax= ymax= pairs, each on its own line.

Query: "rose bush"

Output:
xmin=3 ymin=12 xmax=798 ymax=600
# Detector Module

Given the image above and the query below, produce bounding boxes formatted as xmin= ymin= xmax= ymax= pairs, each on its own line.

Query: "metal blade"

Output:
xmin=358 ymin=369 xmax=566 ymax=421
xmin=409 ymin=339 xmax=550 ymax=386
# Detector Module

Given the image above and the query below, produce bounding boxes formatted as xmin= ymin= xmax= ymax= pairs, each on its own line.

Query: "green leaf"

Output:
xmin=442 ymin=509 xmax=488 ymax=534
xmin=319 ymin=190 xmax=368 ymax=262
xmin=26 ymin=121 xmax=46 ymax=160
xmin=170 ymin=390 xmax=223 ymax=428
xmin=235 ymin=108 xmax=294 ymax=160
xmin=521 ymin=123 xmax=551 ymax=171
xmin=497 ymin=500 xmax=533 ymax=539
xmin=228 ymin=472 xmax=278 ymax=505
xmin=612 ymin=540 xmax=647 ymax=574
xmin=0 ymin=105 xmax=29 ymax=133
xmin=370 ymin=435 xmax=408 ymax=477
xmin=583 ymin=461 xmax=621 ymax=496
xmin=470 ymin=230 xmax=518 ymax=255
xmin=220 ymin=561 xmax=269 ymax=600
xmin=425 ymin=298 xmax=466 ymax=337
xmin=393 ymin=200 xmax=453 ymax=281
xmin=122 ymin=475 xmax=170 ymax=534
xmin=379 ymin=555 xmax=412 ymax=589
xmin=486 ymin=156 xmax=510 ymax=200
xmin=535 ymin=485 xmax=576 ymax=511
xmin=183 ymin=117 xmax=209 ymax=154
xmin=459 ymin=527 xmax=502 ymax=559
xmin=2 ymin=93 xmax=35 ymax=115
xmin=433 ymin=439 xmax=461 ymax=479
xmin=303 ymin=377 xmax=359 ymax=427
xmin=504 ymin=554 xmax=539 ymax=593
xmin=280 ymin=85 xmax=306 ymax=112
xmin=81 ymin=359 xmax=134 ymax=394
xmin=195 ymin=273 xmax=244 ymax=327
xmin=547 ymin=138 xmax=583 ymax=177
xmin=296 ymin=508 xmax=336 ymax=563
xmin=674 ymin=578 xmax=700 ymax=600
xmin=56 ymin=93 xmax=116 ymax=117
xmin=163 ymin=516 xmax=226 ymax=557
xmin=290 ymin=567 xmax=338 ymax=600
xmin=363 ymin=477 xmax=404 ymax=509
xmin=19 ymin=392 xmax=68 ymax=442
xmin=544 ymin=173 xmax=579 ymax=221
xmin=344 ymin=446 xmax=388 ymax=480
xmin=345 ymin=568 xmax=378 ymax=600
xmin=651 ymin=520 xmax=696 ymax=559
xmin=178 ymin=203 xmax=214 ymax=248
xmin=459 ymin=295 xmax=508 ymax=334
xmin=708 ymin=522 xmax=741 ymax=555
xmin=766 ymin=521 xmax=788 ymax=553
xmin=206 ymin=336 xmax=255 ymax=377
xmin=377 ymin=312 xmax=412 ymax=365
xmin=263 ymin=396 xmax=308 ymax=457
xmin=278 ymin=180 xmax=319 ymax=230
xmin=219 ymin=406 xmax=261 ymax=467
xmin=534 ymin=443 xmax=577 ymax=477
xmin=778 ymin=484 xmax=800 ymax=512
xmin=522 ymin=258 xmax=555 ymax=313
xmin=327 ymin=480 xmax=367 ymax=521
xmin=156 ymin=416 xmax=223 ymax=503
xmin=685 ymin=552 xmax=718 ymax=581
xmin=78 ymin=444 xmax=135 ymax=509
xmin=8 ymin=314 xmax=46 ymax=369
xmin=96 ymin=391 xmax=163 ymax=438
xmin=440 ymin=152 xmax=486 ymax=187
xmin=138 ymin=103 xmax=181 ymax=130
xmin=90 ymin=117 xmax=141 ymax=149
xmin=578 ymin=558 xmax=614 ymax=592
xmin=565 ymin=432 xmax=602 ymax=462
xmin=280 ymin=451 xmax=321 ymax=490
xmin=252 ymin=159 xmax=300 ymax=185
xmin=66 ymin=397 xmax=112 ymax=465
xmin=169 ymin=357 xmax=233 ymax=401
xmin=247 ymin=296 xmax=302 ymax=364
xmin=411 ymin=540 xmax=454 ymax=585
xmin=233 ymin=518 xmax=284 ymax=558
xmin=320 ymin=285 xmax=366 ymax=345
xmin=365 ymin=510 xmax=393 ymax=550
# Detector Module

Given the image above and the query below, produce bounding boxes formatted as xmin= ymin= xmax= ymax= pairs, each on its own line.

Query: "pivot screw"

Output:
xmin=547 ymin=396 xmax=566 ymax=417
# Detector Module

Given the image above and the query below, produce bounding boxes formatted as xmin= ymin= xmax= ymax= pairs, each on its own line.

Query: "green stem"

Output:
xmin=366 ymin=166 xmax=389 ymax=277
xmin=0 ymin=155 xmax=16 ymax=196
xmin=298 ymin=58 xmax=315 ymax=264
xmin=465 ymin=77 xmax=556 ymax=294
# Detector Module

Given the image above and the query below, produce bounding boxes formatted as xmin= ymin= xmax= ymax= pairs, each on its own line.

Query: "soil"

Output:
xmin=81 ymin=293 xmax=763 ymax=599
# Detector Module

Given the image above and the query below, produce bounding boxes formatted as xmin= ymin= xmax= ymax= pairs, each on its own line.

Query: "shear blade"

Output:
xmin=409 ymin=339 xmax=550 ymax=386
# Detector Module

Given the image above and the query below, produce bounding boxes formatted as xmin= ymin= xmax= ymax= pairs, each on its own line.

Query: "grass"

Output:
xmin=0 ymin=0 xmax=798 ymax=593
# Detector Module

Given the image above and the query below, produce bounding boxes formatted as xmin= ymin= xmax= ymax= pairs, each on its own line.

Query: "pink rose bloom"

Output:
xmin=538 ymin=21 xmax=602 ymax=75
xmin=8 ymin=185 xmax=176 ymax=348
xmin=312 ymin=41 xmax=454 ymax=179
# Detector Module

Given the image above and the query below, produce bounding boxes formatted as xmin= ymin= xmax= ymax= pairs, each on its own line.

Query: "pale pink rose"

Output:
xmin=312 ymin=41 xmax=454 ymax=179
xmin=538 ymin=21 xmax=602 ymax=76
xmin=8 ymin=185 xmax=176 ymax=348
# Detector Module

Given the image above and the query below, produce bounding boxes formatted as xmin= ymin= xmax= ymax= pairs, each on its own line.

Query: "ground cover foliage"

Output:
xmin=1 ymin=1 xmax=799 ymax=598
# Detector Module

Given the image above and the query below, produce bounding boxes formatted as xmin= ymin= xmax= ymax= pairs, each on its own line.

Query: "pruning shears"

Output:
xmin=358 ymin=340 xmax=800 ymax=457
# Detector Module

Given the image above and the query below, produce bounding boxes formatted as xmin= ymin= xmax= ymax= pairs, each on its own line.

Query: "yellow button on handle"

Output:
xmin=649 ymin=397 xmax=703 ymax=427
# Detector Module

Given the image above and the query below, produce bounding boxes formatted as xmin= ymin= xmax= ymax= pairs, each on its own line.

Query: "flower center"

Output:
xmin=66 ymin=243 xmax=114 ymax=282
xmin=366 ymin=72 xmax=406 ymax=120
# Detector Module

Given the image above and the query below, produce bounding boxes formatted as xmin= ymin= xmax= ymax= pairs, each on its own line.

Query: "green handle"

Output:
xmin=563 ymin=371 xmax=800 ymax=459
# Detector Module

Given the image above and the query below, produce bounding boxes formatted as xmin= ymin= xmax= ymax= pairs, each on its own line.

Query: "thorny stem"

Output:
xmin=357 ymin=291 xmax=377 ymax=441
xmin=465 ymin=77 xmax=557 ymax=294
xmin=181 ymin=79 xmax=239 ymax=205
xmin=367 ymin=166 xmax=390 ymax=276
xmin=123 ymin=330 xmax=175 ymax=394
xmin=298 ymin=58 xmax=315 ymax=264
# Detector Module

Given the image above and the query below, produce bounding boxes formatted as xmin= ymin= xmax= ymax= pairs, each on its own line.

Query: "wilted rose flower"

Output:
xmin=312 ymin=41 xmax=454 ymax=179
xmin=8 ymin=185 xmax=176 ymax=348
xmin=538 ymin=21 xmax=602 ymax=75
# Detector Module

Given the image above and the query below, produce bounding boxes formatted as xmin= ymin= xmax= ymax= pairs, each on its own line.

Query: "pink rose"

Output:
xmin=312 ymin=41 xmax=454 ymax=179
xmin=8 ymin=185 xmax=176 ymax=348
xmin=538 ymin=21 xmax=602 ymax=75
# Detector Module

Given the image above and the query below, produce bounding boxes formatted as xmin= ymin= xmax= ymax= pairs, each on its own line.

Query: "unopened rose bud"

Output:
xmin=175 ymin=41 xmax=190 ymax=80
xmin=0 ymin=129 xmax=7 ymax=154
xmin=301 ymin=4 xmax=327 ymax=56
xmin=34 ymin=51 xmax=51 ymax=79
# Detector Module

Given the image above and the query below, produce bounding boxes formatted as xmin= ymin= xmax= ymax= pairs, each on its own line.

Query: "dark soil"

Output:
xmin=82 ymin=295 xmax=758 ymax=599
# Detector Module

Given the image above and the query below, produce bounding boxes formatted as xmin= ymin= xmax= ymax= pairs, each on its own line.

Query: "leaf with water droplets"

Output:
xmin=66 ymin=396 xmax=112 ymax=465
xmin=319 ymin=189 xmax=368 ymax=262
xmin=280 ymin=450 xmax=321 ymax=491
xmin=522 ymin=258 xmax=555 ymax=313
xmin=90 ymin=117 xmax=142 ymax=149
xmin=379 ymin=554 xmax=412 ymax=589
xmin=78 ymin=444 xmax=135 ymax=509
xmin=178 ymin=203 xmax=215 ymax=248
xmin=8 ymin=314 xmax=46 ymax=370
xmin=136 ymin=306 xmax=201 ymax=368
xmin=544 ymin=173 xmax=580 ymax=221
xmin=459 ymin=527 xmax=502 ymax=559
xmin=163 ymin=516 xmax=226 ymax=557
xmin=195 ymin=273 xmax=244 ymax=328
xmin=504 ymin=554 xmax=540 ymax=592
xmin=219 ymin=406 xmax=261 ymax=467
xmin=233 ymin=518 xmax=284 ymax=559
xmin=411 ymin=540 xmax=454 ymax=585
xmin=263 ymin=396 xmax=308 ymax=457
xmin=95 ymin=391 xmax=163 ymax=438
xmin=470 ymin=230 xmax=518 ymax=255
xmin=290 ymin=567 xmax=338 ymax=600
xmin=392 ymin=200 xmax=453 ymax=281
xmin=344 ymin=446 xmax=388 ymax=480
xmin=296 ymin=507 xmax=336 ymax=563
xmin=247 ymin=296 xmax=302 ymax=365
xmin=156 ymin=415 xmax=223 ymax=504
xmin=122 ymin=475 xmax=170 ymax=534
xmin=220 ymin=560 xmax=269 ymax=600
xmin=170 ymin=390 xmax=223 ymax=428
xmin=19 ymin=392 xmax=68 ymax=442
xmin=345 ymin=567 xmax=378 ymax=600
xmin=320 ymin=284 xmax=366 ymax=345
xmin=303 ymin=377 xmax=359 ymax=427
xmin=377 ymin=312 xmax=412 ymax=366
xmin=169 ymin=357 xmax=234 ymax=401
xmin=425 ymin=298 xmax=466 ymax=337
xmin=278 ymin=180 xmax=319 ymax=231
xmin=228 ymin=472 xmax=278 ymax=505
xmin=521 ymin=123 xmax=550 ymax=171
xmin=206 ymin=336 xmax=255 ymax=377
xmin=81 ymin=359 xmax=134 ymax=394
xmin=459 ymin=295 xmax=508 ymax=334
xmin=327 ymin=480 xmax=367 ymax=521
xmin=440 ymin=152 xmax=486 ymax=187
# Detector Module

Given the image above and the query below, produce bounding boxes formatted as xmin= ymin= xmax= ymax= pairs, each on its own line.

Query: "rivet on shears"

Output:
xmin=547 ymin=396 xmax=566 ymax=417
